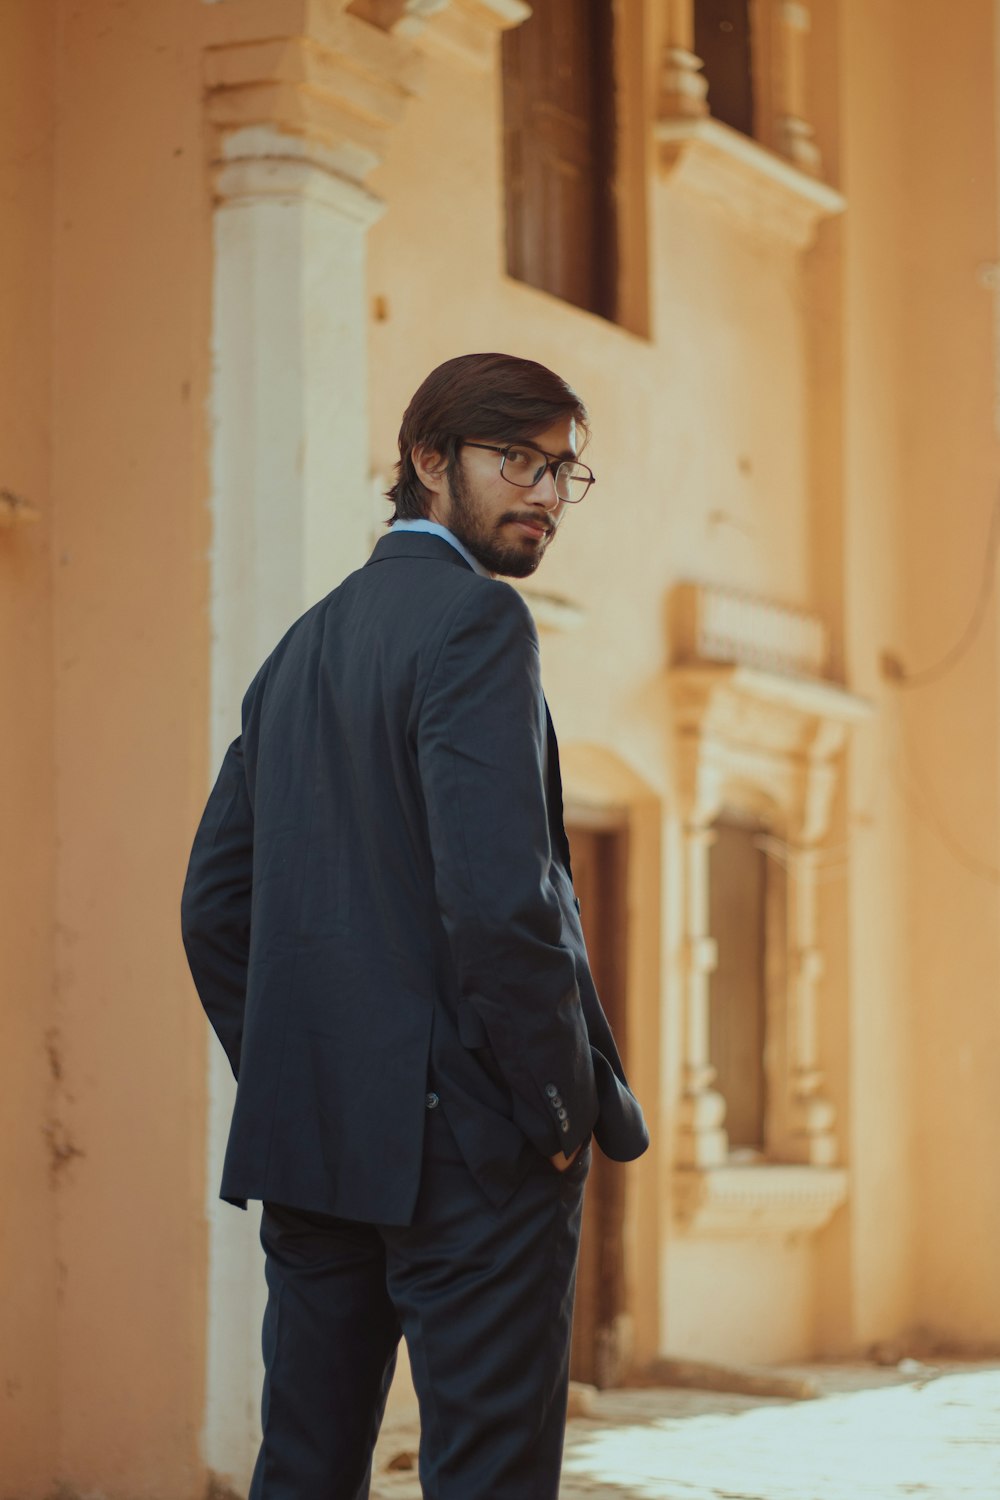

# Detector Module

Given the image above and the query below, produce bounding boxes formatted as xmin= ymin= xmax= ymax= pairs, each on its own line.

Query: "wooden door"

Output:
xmin=566 ymin=822 xmax=629 ymax=1388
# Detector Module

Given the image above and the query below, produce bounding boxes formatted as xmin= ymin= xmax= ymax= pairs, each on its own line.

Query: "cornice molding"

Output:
xmin=669 ymin=662 xmax=871 ymax=842
xmin=655 ymin=115 xmax=845 ymax=252
xmin=204 ymin=16 xmax=422 ymax=190
xmin=202 ymin=0 xmax=531 ymax=194
xmin=673 ymin=1163 xmax=849 ymax=1238
xmin=213 ymin=140 xmax=386 ymax=220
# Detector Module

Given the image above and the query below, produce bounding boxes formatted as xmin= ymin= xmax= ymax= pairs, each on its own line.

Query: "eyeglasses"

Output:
xmin=460 ymin=441 xmax=595 ymax=504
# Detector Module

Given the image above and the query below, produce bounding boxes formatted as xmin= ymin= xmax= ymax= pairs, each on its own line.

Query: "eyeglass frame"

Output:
xmin=458 ymin=440 xmax=596 ymax=503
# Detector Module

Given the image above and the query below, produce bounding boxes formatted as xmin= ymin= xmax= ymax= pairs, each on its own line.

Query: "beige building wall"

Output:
xmin=813 ymin=0 xmax=920 ymax=1354
xmin=46 ymin=0 xmax=213 ymax=1489
xmin=0 ymin=6 xmax=59 ymax=1490
xmin=895 ymin=0 xmax=1000 ymax=1342
xmin=2 ymin=1 xmax=214 ymax=1494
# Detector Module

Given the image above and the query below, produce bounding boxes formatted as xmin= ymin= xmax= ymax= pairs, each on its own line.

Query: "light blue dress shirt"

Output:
xmin=390 ymin=518 xmax=492 ymax=578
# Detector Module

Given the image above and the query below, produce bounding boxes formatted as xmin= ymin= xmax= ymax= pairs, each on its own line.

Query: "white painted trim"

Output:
xmin=201 ymin=155 xmax=381 ymax=1490
xmin=215 ymin=156 xmax=386 ymax=225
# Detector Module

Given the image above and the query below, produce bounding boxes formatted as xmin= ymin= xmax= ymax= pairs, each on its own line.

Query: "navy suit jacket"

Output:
xmin=181 ymin=531 xmax=648 ymax=1225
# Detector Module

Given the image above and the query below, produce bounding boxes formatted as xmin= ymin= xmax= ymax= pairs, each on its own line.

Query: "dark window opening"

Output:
xmin=709 ymin=816 xmax=769 ymax=1152
xmin=694 ymin=0 xmax=755 ymax=139
xmin=502 ymin=0 xmax=618 ymax=321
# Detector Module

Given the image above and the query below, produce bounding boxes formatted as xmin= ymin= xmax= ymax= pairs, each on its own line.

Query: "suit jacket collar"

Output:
xmin=366 ymin=531 xmax=475 ymax=570
xmin=366 ymin=528 xmax=573 ymax=875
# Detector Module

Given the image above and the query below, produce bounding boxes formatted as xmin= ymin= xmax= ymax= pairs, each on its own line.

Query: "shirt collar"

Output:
xmin=390 ymin=518 xmax=492 ymax=578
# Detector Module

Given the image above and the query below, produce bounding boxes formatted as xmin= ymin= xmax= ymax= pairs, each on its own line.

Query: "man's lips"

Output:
xmin=506 ymin=517 xmax=553 ymax=541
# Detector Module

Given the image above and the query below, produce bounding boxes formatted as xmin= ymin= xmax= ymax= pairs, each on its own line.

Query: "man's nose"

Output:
xmin=529 ymin=467 xmax=562 ymax=510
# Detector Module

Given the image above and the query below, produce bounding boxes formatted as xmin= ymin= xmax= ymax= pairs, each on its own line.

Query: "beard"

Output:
xmin=445 ymin=462 xmax=556 ymax=579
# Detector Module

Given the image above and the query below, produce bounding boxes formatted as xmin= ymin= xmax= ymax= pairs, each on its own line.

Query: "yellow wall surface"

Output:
xmin=894 ymin=0 xmax=1000 ymax=1343
xmin=0 ymin=1 xmax=215 ymax=1494
xmin=812 ymin=0 xmax=919 ymax=1353
xmin=46 ymin=0 xmax=214 ymax=1488
xmin=0 ymin=5 xmax=58 ymax=1490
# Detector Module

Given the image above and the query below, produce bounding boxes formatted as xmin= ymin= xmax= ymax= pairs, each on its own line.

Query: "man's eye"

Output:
xmin=506 ymin=448 xmax=531 ymax=464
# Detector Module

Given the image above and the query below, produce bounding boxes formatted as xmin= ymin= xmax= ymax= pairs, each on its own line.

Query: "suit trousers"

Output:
xmin=247 ymin=1101 xmax=591 ymax=1500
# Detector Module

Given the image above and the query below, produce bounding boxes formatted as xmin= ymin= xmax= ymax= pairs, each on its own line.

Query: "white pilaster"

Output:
xmin=204 ymin=144 xmax=385 ymax=1489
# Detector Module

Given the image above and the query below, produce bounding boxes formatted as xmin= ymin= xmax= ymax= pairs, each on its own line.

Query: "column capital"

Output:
xmin=203 ymin=4 xmax=424 ymax=193
xmin=203 ymin=0 xmax=532 ymax=196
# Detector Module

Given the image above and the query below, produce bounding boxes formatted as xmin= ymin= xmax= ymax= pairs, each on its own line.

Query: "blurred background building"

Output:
xmin=3 ymin=0 xmax=999 ymax=1494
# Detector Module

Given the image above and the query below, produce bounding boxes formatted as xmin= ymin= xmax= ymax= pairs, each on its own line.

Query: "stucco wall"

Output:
xmin=0 ymin=5 xmax=58 ymax=1491
xmin=40 ymin=0 xmax=213 ymax=1493
xmin=810 ymin=0 xmax=920 ymax=1355
xmin=895 ymin=0 xmax=1000 ymax=1343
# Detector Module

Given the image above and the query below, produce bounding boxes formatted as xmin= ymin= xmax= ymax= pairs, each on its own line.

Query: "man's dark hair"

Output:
xmin=385 ymin=352 xmax=590 ymax=525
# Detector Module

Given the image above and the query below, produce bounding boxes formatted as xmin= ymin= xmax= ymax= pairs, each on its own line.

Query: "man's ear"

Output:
xmin=411 ymin=443 xmax=449 ymax=497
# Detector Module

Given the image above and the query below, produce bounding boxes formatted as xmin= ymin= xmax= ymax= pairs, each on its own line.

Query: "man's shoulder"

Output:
xmin=242 ymin=544 xmax=535 ymax=710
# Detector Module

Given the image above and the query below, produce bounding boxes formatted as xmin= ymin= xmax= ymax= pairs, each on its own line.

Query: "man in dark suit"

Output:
xmin=181 ymin=352 xmax=649 ymax=1500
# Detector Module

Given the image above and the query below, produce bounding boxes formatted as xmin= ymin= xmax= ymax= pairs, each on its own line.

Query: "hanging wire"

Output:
xmin=752 ymin=686 xmax=1000 ymax=888
xmin=893 ymin=728 xmax=1000 ymax=887
xmin=883 ymin=485 xmax=1000 ymax=690
xmin=734 ymin=484 xmax=1000 ymax=886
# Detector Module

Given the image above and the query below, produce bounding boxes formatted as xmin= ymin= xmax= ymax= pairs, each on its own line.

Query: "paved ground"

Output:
xmin=370 ymin=1361 xmax=1000 ymax=1499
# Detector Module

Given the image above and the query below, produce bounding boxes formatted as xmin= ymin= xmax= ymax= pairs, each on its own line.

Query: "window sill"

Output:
xmin=654 ymin=115 xmax=845 ymax=251
xmin=673 ymin=1162 xmax=848 ymax=1239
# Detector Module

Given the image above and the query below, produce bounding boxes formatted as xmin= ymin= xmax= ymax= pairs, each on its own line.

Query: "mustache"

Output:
xmin=500 ymin=512 xmax=556 ymax=537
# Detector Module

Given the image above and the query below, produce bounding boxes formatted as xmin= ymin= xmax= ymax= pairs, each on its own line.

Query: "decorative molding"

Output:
xmin=670 ymin=665 xmax=871 ymax=827
xmin=654 ymin=115 xmax=845 ymax=251
xmin=673 ymin=582 xmax=830 ymax=679
xmin=204 ymin=13 xmax=423 ymax=189
xmin=659 ymin=46 xmax=709 ymax=121
xmin=214 ymin=142 xmax=386 ymax=221
xmin=669 ymin=651 xmax=872 ymax=1175
xmin=203 ymin=0 xmax=532 ymax=193
xmin=673 ymin=1164 xmax=849 ymax=1238
xmin=776 ymin=114 xmax=824 ymax=178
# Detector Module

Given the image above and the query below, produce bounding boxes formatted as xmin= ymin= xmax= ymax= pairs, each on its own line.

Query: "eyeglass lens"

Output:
xmin=500 ymin=445 xmax=592 ymax=503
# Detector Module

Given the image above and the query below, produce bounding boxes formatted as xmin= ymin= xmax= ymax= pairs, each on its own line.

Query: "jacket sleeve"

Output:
xmin=417 ymin=582 xmax=598 ymax=1157
xmin=180 ymin=733 xmax=254 ymax=1078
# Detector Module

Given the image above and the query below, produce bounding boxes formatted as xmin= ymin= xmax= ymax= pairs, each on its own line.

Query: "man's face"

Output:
xmin=424 ymin=415 xmax=578 ymax=579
